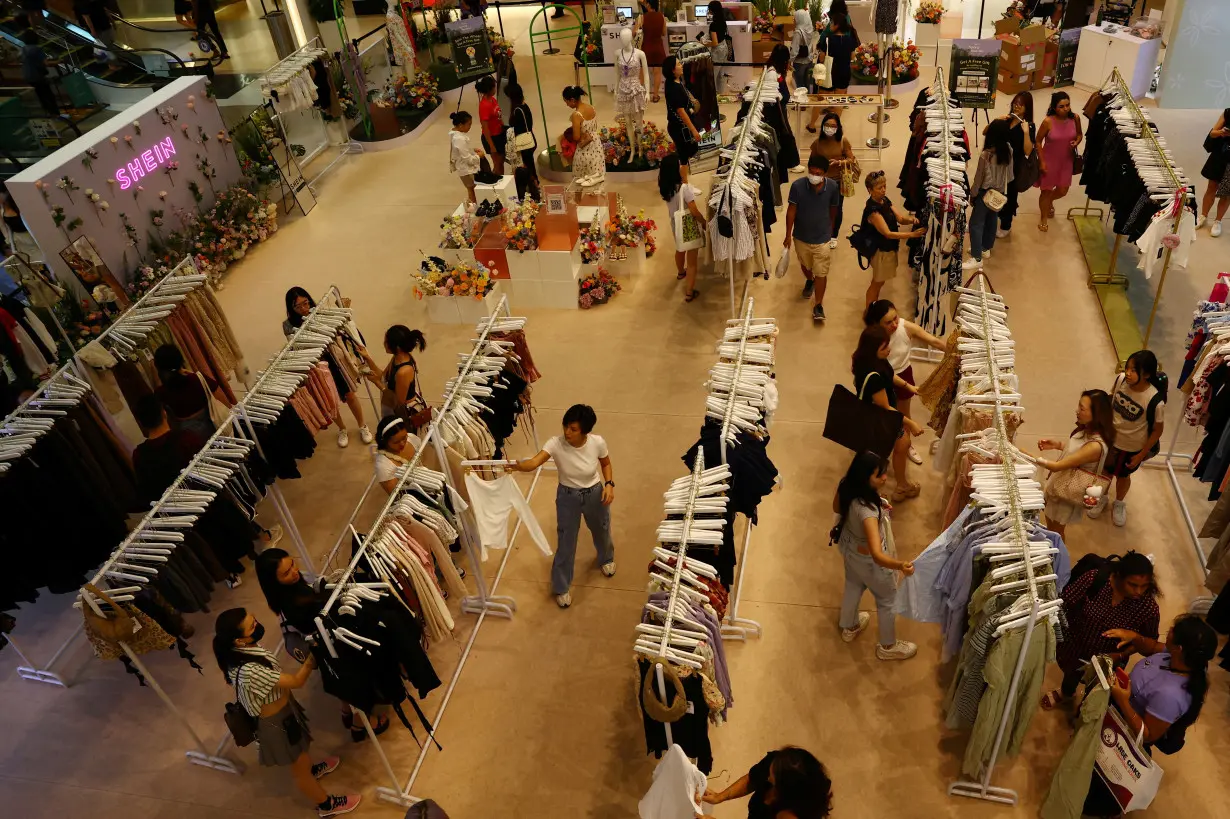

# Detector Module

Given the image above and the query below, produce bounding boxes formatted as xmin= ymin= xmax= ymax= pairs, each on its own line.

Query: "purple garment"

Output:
xmin=1129 ymin=652 xmax=1192 ymax=724
xmin=643 ymin=592 xmax=732 ymax=714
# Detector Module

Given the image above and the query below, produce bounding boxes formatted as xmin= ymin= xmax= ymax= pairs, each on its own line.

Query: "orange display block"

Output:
xmin=474 ymin=221 xmax=509 ymax=279
xmin=537 ymin=216 xmax=579 ymax=251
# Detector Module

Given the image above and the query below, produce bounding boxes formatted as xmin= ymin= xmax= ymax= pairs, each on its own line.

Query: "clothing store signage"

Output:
xmin=446 ymin=17 xmax=493 ymax=80
xmin=115 ymin=137 xmax=178 ymax=190
xmin=1054 ymin=27 xmax=1081 ymax=89
xmin=948 ymin=39 xmax=1000 ymax=110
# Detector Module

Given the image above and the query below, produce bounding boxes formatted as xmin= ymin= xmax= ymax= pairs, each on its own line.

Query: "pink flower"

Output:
xmin=124 ymin=135 xmax=133 ymax=144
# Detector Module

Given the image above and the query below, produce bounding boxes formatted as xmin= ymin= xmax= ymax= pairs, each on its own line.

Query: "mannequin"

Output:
xmin=387 ymin=0 xmax=417 ymax=76
xmin=614 ymin=26 xmax=649 ymax=161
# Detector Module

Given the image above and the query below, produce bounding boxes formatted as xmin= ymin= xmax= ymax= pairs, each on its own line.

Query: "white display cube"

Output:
xmin=539 ymin=248 xmax=581 ymax=282
xmin=426 ymin=296 xmax=461 ymax=324
xmin=914 ymin=22 xmax=940 ymax=49
xmin=539 ymin=280 xmax=580 ymax=310
xmin=475 ymin=175 xmax=518 ymax=211
xmin=505 ymin=251 xmax=540 ymax=280
xmin=456 ymin=283 xmax=503 ymax=324
xmin=503 ymin=279 xmax=541 ymax=310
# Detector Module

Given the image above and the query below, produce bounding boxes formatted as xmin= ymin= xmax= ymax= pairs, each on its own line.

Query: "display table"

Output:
xmin=1072 ymin=23 xmax=1161 ymax=98
xmin=475 ymin=175 xmax=517 ymax=211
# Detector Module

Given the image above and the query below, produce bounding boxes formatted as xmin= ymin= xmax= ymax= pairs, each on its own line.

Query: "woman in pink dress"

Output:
xmin=1035 ymin=91 xmax=1083 ymax=231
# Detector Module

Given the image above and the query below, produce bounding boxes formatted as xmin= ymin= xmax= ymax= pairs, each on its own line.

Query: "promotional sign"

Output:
xmin=446 ymin=17 xmax=493 ymax=80
xmin=1055 ymin=27 xmax=1082 ymax=88
xmin=949 ymin=38 xmax=1001 ymax=109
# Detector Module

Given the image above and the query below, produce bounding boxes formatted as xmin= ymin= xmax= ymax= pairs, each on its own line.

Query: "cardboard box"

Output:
xmin=1035 ymin=70 xmax=1055 ymax=89
xmin=1000 ymin=40 xmax=1044 ymax=74
xmin=995 ymin=20 xmax=1048 ymax=46
xmin=997 ymin=69 xmax=1033 ymax=94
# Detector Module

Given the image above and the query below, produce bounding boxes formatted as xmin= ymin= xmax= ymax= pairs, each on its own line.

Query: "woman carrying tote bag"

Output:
xmin=1036 ymin=389 xmax=1115 ymax=538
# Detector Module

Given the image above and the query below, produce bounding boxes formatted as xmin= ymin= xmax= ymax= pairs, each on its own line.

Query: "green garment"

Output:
xmin=1040 ymin=658 xmax=1113 ymax=819
xmin=962 ymin=616 xmax=1056 ymax=779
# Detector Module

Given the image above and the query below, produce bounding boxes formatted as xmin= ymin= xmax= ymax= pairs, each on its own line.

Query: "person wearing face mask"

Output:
xmin=373 ymin=414 xmax=421 ymax=495
xmin=212 ymin=608 xmax=361 ymax=817
xmin=809 ymin=112 xmax=858 ymax=249
xmin=784 ymin=154 xmax=841 ymax=322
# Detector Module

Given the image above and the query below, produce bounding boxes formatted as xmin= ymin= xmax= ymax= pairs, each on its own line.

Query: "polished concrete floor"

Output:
xmin=3 ymin=9 xmax=1230 ymax=818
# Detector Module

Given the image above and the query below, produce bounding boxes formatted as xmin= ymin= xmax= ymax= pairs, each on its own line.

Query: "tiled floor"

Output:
xmin=4 ymin=10 xmax=1230 ymax=818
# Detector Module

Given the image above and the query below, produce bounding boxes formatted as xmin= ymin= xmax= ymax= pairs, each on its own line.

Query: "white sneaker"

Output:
xmin=1213 ymin=221 xmax=1224 ymax=238
xmin=336 ymin=429 xmax=350 ymax=448
xmin=908 ymin=445 xmax=923 ymax=465
xmin=1086 ymin=498 xmax=1107 ymax=519
xmin=841 ymin=612 xmax=871 ymax=642
xmin=996 ymin=228 xmax=1010 ymax=238
xmin=828 ymin=238 xmax=838 ymax=249
xmin=1196 ymin=214 xmax=1208 ymax=229
xmin=876 ymin=640 xmax=918 ymax=661
xmin=266 ymin=524 xmax=284 ymax=546
xmin=1112 ymin=500 xmax=1127 ymax=527
xmin=601 ymin=561 xmax=617 ymax=577
xmin=962 ymin=258 xmax=983 ymax=271
xmin=930 ymin=439 xmax=940 ymax=455
xmin=358 ymin=425 xmax=373 ymax=444
xmin=982 ymin=248 xmax=991 ymax=258
xmin=556 ymin=592 xmax=572 ymax=608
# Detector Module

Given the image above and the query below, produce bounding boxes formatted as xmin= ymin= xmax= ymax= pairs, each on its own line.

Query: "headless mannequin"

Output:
xmin=616 ymin=27 xmax=649 ymax=161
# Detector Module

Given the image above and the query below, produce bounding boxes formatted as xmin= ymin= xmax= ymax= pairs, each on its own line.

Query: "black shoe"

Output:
xmin=812 ymin=304 xmax=826 ymax=322
xmin=801 ymin=279 xmax=815 ymax=299
xmin=349 ymin=714 xmax=391 ymax=742
xmin=489 ymin=200 xmax=504 ymax=216
xmin=551 ymin=9 xmax=566 ymax=17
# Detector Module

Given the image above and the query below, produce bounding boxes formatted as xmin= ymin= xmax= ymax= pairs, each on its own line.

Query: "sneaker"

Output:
xmin=812 ymin=304 xmax=826 ymax=322
xmin=876 ymin=640 xmax=918 ymax=661
xmin=1112 ymin=500 xmax=1127 ymax=527
xmin=556 ymin=592 xmax=572 ymax=608
xmin=930 ymin=439 xmax=940 ymax=455
xmin=962 ymin=257 xmax=983 ymax=271
xmin=1086 ymin=498 xmax=1107 ymax=519
xmin=996 ymin=228 xmax=1010 ymax=238
xmin=318 ymin=794 xmax=362 ymax=817
xmin=336 ymin=429 xmax=350 ymax=448
xmin=311 ymin=756 xmax=341 ymax=779
xmin=601 ymin=561 xmax=617 ymax=577
xmin=828 ymin=238 xmax=839 ymax=249
xmin=841 ymin=611 xmax=870 ymax=642
xmin=224 ymin=574 xmax=242 ymax=590
xmin=801 ymin=279 xmax=815 ymax=299
xmin=1197 ymin=214 xmax=1208 ymax=229
xmin=982 ymin=248 xmax=991 ymax=258
xmin=1213 ymin=221 xmax=1224 ymax=238
xmin=358 ymin=425 xmax=373 ymax=444
xmin=265 ymin=524 xmax=284 ymax=546
xmin=908 ymin=445 xmax=923 ymax=465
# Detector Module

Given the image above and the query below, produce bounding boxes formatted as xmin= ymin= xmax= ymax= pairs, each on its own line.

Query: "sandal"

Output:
xmin=652 ymin=94 xmax=660 ymax=103
xmin=1048 ymin=206 xmax=1056 ymax=218
xmin=677 ymin=270 xmax=687 ymax=280
xmin=1038 ymin=223 xmax=1049 ymax=232
xmin=806 ymin=125 xmax=817 ymax=133
xmin=684 ymin=289 xmax=700 ymax=303
xmin=1040 ymin=689 xmax=1069 ymax=711
xmin=891 ymin=483 xmax=921 ymax=501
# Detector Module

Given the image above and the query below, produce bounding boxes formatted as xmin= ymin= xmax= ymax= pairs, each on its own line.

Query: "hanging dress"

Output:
xmin=571 ymin=113 xmax=606 ymax=187
xmin=874 ymin=0 xmax=898 ymax=34
xmin=615 ymin=50 xmax=648 ymax=120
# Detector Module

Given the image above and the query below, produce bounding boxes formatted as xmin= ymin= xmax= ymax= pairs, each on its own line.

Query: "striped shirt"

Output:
xmin=230 ymin=646 xmax=284 ymax=717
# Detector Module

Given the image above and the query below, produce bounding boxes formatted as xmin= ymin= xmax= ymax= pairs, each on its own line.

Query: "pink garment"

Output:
xmin=290 ymin=387 xmax=330 ymax=430
xmin=1037 ymin=115 xmax=1078 ymax=190
xmin=306 ymin=361 xmax=341 ymax=419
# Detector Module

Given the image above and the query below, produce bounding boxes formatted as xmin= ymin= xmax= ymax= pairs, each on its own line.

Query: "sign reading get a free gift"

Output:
xmin=116 ymin=136 xmax=177 ymax=190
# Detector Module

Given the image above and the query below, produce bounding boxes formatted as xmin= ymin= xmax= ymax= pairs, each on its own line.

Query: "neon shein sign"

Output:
xmin=115 ymin=137 xmax=177 ymax=190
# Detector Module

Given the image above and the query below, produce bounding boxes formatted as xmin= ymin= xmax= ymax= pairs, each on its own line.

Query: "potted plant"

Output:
xmin=914 ymin=1 xmax=944 ymax=51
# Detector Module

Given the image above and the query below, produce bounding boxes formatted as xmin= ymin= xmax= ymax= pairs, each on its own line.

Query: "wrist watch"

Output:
xmin=605 ymin=480 xmax=615 ymax=487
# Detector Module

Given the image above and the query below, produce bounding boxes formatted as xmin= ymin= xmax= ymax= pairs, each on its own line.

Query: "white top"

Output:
xmin=544 ymin=433 xmax=608 ymax=489
xmin=449 ymin=130 xmax=481 ymax=176
xmin=887 ymin=320 xmax=911 ymax=373
xmin=374 ymin=437 xmax=422 ymax=483
xmin=230 ymin=646 xmax=283 ymax=718
xmin=638 ymin=744 xmax=708 ymax=819
xmin=667 ymin=184 xmax=700 ymax=245
xmin=1135 ymin=208 xmax=1195 ymax=280
xmin=1111 ymin=378 xmax=1163 ymax=452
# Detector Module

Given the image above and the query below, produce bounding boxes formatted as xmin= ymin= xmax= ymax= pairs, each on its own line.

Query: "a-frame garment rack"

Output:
xmin=947 ymin=277 xmax=1063 ymax=806
xmin=313 ymin=296 xmax=543 ymax=809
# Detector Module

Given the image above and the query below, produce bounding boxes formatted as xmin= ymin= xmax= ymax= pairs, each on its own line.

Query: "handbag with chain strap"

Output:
xmin=1045 ymin=437 xmax=1110 ymax=507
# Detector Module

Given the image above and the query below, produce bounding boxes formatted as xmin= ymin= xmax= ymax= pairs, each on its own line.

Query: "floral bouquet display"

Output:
xmin=606 ymin=206 xmax=658 ymax=249
xmin=599 ymin=121 xmax=673 ymax=169
xmin=581 ymin=23 xmax=602 ymax=63
xmin=411 ymin=257 xmax=494 ymax=300
xmin=577 ymin=221 xmax=605 ymax=264
xmin=914 ymin=0 xmax=944 ymax=24
xmin=147 ymin=184 xmax=279 ymax=284
xmin=892 ymin=40 xmax=922 ymax=81
xmin=852 ymin=39 xmax=921 ymax=84
xmin=503 ymin=198 xmax=539 ymax=252
xmin=383 ymin=72 xmax=441 ymax=111
xmin=578 ymin=266 xmax=621 ymax=308
xmin=487 ymin=28 xmax=515 ymax=64
xmin=752 ymin=8 xmax=774 ymax=34
xmin=851 ymin=41 xmax=881 ymax=81
xmin=440 ymin=214 xmax=483 ymax=249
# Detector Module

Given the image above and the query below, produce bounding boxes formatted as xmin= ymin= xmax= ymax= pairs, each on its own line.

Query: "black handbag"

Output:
xmin=822 ymin=374 xmax=903 ymax=459
xmin=404 ymin=800 xmax=450 ymax=819
xmin=848 ymin=222 xmax=879 ymax=270
xmin=223 ymin=670 xmax=258 ymax=747
xmin=1015 ymin=149 xmax=1040 ymax=192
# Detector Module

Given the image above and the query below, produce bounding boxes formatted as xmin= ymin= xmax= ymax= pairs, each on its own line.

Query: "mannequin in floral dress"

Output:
xmin=564 ymin=86 xmax=605 ymax=188
xmin=614 ymin=27 xmax=649 ymax=162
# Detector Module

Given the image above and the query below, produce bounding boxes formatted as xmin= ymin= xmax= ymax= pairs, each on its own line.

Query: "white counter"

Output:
xmin=1072 ymin=23 xmax=1161 ymax=99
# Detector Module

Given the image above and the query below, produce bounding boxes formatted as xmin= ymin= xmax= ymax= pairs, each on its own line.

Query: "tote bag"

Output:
xmin=1015 ymin=150 xmax=1040 ymax=192
xmin=822 ymin=373 xmax=903 ymax=459
xmin=1045 ymin=438 xmax=1110 ymax=507
xmin=1094 ymin=705 xmax=1163 ymax=812
xmin=673 ymin=208 xmax=706 ymax=251
xmin=195 ymin=371 xmax=229 ymax=428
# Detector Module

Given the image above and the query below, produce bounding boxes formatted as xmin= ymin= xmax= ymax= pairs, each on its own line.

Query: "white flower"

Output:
xmin=100 ymin=201 xmax=110 ymax=210
xmin=85 ymin=188 xmax=94 ymax=195
xmin=91 ymin=193 xmax=100 ymax=202
xmin=1205 ymin=61 xmax=1230 ymax=107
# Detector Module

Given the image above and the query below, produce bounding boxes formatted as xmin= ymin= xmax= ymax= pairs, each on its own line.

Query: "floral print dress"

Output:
xmin=571 ymin=114 xmax=606 ymax=187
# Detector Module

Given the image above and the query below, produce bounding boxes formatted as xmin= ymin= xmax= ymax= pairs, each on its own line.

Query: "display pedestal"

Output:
xmin=915 ymin=23 xmax=940 ymax=63
xmin=605 ymin=244 xmax=645 ymax=293
xmin=425 ymin=282 xmax=505 ymax=324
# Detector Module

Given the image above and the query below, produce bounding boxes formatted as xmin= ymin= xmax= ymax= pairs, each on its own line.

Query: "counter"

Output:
xmin=1071 ymin=23 xmax=1161 ymax=99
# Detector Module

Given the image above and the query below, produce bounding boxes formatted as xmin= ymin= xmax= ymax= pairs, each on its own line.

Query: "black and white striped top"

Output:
xmin=229 ymin=646 xmax=284 ymax=717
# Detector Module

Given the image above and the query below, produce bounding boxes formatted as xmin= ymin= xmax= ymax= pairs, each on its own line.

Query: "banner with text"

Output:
xmin=446 ymin=17 xmax=493 ymax=80
xmin=1055 ymin=27 xmax=1082 ymax=89
xmin=949 ymin=38 xmax=1001 ymax=109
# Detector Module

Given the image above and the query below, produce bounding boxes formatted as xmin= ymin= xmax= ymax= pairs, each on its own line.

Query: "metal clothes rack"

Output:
xmin=947 ymin=277 xmax=1060 ymax=806
xmin=88 ymin=258 xmax=207 ymax=356
xmin=0 ymin=360 xmax=91 ymax=475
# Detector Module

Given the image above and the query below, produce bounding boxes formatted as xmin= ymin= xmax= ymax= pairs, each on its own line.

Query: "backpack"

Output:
xmin=1113 ymin=371 xmax=1168 ymax=458
xmin=1063 ymin=554 xmax=1115 ymax=603
xmin=848 ymin=222 xmax=878 ymax=270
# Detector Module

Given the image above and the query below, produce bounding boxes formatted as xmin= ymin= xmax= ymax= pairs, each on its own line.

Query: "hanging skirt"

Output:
xmin=256 ymin=695 xmax=312 ymax=767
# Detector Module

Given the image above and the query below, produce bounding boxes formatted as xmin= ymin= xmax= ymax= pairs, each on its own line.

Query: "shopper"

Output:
xmin=634 ymin=0 xmax=667 ymax=102
xmin=964 ymin=118 xmax=1015 ymax=271
xmin=512 ymin=404 xmax=616 ymax=609
xmin=1089 ymin=350 xmax=1166 ymax=527
xmin=784 ymin=154 xmax=841 ymax=322
xmin=659 ymin=154 xmax=706 ymax=303
xmin=191 ymin=0 xmax=228 ymax=59
xmin=768 ymin=43 xmax=793 ymax=98
xmin=1197 ymin=108 xmax=1230 ymax=236
xmin=476 ymin=75 xmax=505 ymax=176
xmin=174 ymin=0 xmax=195 ymax=31
xmin=830 ymin=451 xmax=917 ymax=660
xmin=505 ymin=83 xmax=540 ymax=201
xmin=994 ymin=91 xmax=1035 ymax=236
xmin=790 ymin=8 xmax=815 ymax=97
xmin=808 ymin=112 xmax=858 ymax=246
xmin=372 ymin=414 xmax=421 ymax=495
xmin=153 ymin=343 xmax=228 ymax=439
xmin=852 ymin=324 xmax=924 ymax=501
xmin=1041 ymin=551 xmax=1160 ymax=711
xmin=74 ymin=0 xmax=116 ymax=51
xmin=705 ymin=1 xmax=732 ymax=93
xmin=356 ymin=324 xmax=428 ymax=432
xmin=563 ymin=85 xmax=604 ymax=187
xmin=212 ymin=609 xmax=360 ymax=817
xmin=663 ymin=55 xmax=701 ymax=180
xmin=703 ymin=746 xmax=834 ymax=816
xmin=861 ymin=170 xmax=926 ymax=306
xmin=812 ymin=0 xmax=859 ymax=126
xmin=863 ymin=299 xmax=945 ymax=464
xmin=1084 ymin=615 xmax=1217 ymax=817
xmin=20 ymin=29 xmax=59 ymax=117
xmin=254 ymin=548 xmax=393 ymax=742
xmin=283 ymin=287 xmax=373 ymax=448
xmin=1036 ymin=90 xmax=1082 ymax=232
xmin=1036 ymin=388 xmax=1115 ymax=538
xmin=448 ymin=111 xmax=484 ymax=205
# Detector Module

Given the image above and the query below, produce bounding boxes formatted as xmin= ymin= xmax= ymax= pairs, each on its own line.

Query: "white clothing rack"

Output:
xmin=947 ymin=277 xmax=1059 ymax=806
xmin=89 ymin=257 xmax=208 ymax=357
xmin=0 ymin=359 xmax=91 ymax=474
xmin=258 ymin=42 xmax=328 ymax=90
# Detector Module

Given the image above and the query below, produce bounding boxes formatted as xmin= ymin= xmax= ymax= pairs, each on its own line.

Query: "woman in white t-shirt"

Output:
xmin=373 ymin=415 xmax=421 ymax=495
xmin=659 ymin=154 xmax=707 ymax=303
xmin=863 ymin=300 xmax=945 ymax=465
xmin=448 ymin=111 xmax=484 ymax=204
xmin=513 ymin=403 xmax=616 ymax=609
xmin=1090 ymin=350 xmax=1166 ymax=528
xmin=1036 ymin=389 xmax=1116 ymax=539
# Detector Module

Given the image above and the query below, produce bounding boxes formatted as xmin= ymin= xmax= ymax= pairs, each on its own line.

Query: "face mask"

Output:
xmin=250 ymin=622 xmax=266 ymax=643
xmin=822 ymin=126 xmax=837 ymax=136
xmin=807 ymin=174 xmax=825 ymax=184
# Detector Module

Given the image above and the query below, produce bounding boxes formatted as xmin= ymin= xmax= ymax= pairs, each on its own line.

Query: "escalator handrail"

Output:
xmin=18 ymin=9 xmax=207 ymax=75
xmin=106 ymin=13 xmax=224 ymax=67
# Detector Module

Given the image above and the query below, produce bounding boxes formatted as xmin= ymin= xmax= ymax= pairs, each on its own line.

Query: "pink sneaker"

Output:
xmin=318 ymin=794 xmax=361 ymax=817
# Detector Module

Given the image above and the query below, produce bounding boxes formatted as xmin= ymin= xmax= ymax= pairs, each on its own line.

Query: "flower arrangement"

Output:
xmin=439 ymin=214 xmax=482 ymax=249
xmin=752 ymin=9 xmax=774 ymax=34
xmin=69 ymin=304 xmax=110 ymax=348
xmin=503 ymin=198 xmax=539 ymax=252
xmin=852 ymin=39 xmax=921 ymax=83
xmin=145 ymin=184 xmax=279 ymax=284
xmin=607 ymin=207 xmax=657 ymax=248
xmin=487 ymin=28 xmax=515 ymax=63
xmin=337 ymin=88 xmax=360 ymax=121
xmin=127 ymin=265 xmax=162 ymax=300
xmin=578 ymin=266 xmax=621 ymax=308
xmin=851 ymin=41 xmax=881 ymax=78
xmin=914 ymin=0 xmax=944 ymax=24
xmin=411 ymin=257 xmax=494 ymax=300
xmin=577 ymin=221 xmax=605 ymax=264
xmin=382 ymin=72 xmax=441 ymax=111
xmin=599 ymin=121 xmax=673 ymax=169
xmin=580 ymin=22 xmax=602 ymax=62
xmin=195 ymin=155 xmax=216 ymax=193
xmin=164 ymin=160 xmax=181 ymax=186
xmin=119 ymin=212 xmax=139 ymax=249
xmin=150 ymin=208 xmax=165 ymax=231
xmin=51 ymin=205 xmax=65 ymax=228
xmin=86 ymin=189 xmax=107 ymax=223
xmin=892 ymin=40 xmax=922 ymax=81
xmin=56 ymin=175 xmax=78 ymax=203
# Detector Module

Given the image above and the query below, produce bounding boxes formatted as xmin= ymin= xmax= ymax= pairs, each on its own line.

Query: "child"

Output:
xmin=658 ymin=154 xmax=707 ymax=303
xmin=1091 ymin=350 xmax=1166 ymax=527
xmin=513 ymin=404 xmax=616 ymax=609
xmin=448 ymin=111 xmax=483 ymax=204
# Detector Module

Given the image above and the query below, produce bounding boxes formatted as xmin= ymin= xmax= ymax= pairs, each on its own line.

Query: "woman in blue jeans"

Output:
xmin=963 ymin=118 xmax=1015 ymax=272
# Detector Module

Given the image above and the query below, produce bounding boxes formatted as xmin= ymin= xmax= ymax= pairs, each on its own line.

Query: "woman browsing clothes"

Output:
xmin=153 ymin=343 xmax=229 ymax=439
xmin=662 ymin=55 xmax=702 ymax=180
xmin=1035 ymin=388 xmax=1115 ymax=538
xmin=563 ymin=85 xmax=605 ymax=188
xmin=357 ymin=324 xmax=429 ymax=433
xmin=963 ymin=118 xmax=1015 ymax=271
xmin=1089 ymin=350 xmax=1166 ymax=527
xmin=993 ymin=91 xmax=1035 ymax=236
xmin=372 ymin=414 xmax=421 ymax=495
xmin=861 ymin=170 xmax=926 ymax=306
xmin=703 ymin=746 xmax=834 ymax=817
xmin=1036 ymin=91 xmax=1082 ymax=232
xmin=851 ymin=324 xmax=924 ymax=501
xmin=659 ymin=153 xmax=707 ymax=303
xmin=863 ymin=300 xmax=944 ymax=465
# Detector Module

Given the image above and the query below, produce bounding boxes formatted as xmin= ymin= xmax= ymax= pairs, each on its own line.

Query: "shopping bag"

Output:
xmin=1094 ymin=705 xmax=1163 ymax=812
xmin=818 ymin=54 xmax=835 ymax=89
xmin=673 ymin=209 xmax=706 ymax=251
xmin=822 ymin=378 xmax=903 ymax=459
xmin=774 ymin=246 xmax=791 ymax=278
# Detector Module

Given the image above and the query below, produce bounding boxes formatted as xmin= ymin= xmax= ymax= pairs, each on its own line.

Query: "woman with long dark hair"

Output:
xmin=153 ymin=343 xmax=228 ymax=439
xmin=863 ymin=299 xmax=944 ymax=465
xmin=704 ymin=745 xmax=835 ymax=816
xmin=1092 ymin=350 xmax=1166 ymax=526
xmin=634 ymin=0 xmax=667 ymax=102
xmin=1036 ymin=388 xmax=1115 ymax=537
xmin=705 ymin=0 xmax=731 ymax=92
xmin=1036 ymin=90 xmax=1082 ymax=231
xmin=212 ymin=608 xmax=361 ymax=816
xmin=965 ymin=117 xmax=1015 ymax=270
xmin=283 ymin=287 xmax=372 ymax=448
xmin=992 ymin=91 xmax=1035 ymax=236
xmin=658 ymin=153 xmax=707 ymax=302
xmin=829 ymin=451 xmax=916 ymax=660
xmin=506 ymin=82 xmax=540 ymax=200
xmin=358 ymin=324 xmax=428 ymax=432
xmin=812 ymin=0 xmax=859 ymax=128
xmin=563 ymin=85 xmax=604 ymax=187
xmin=662 ymin=54 xmax=701 ymax=179
xmin=476 ymin=74 xmax=505 ymax=176
xmin=852 ymin=324 xmax=924 ymax=501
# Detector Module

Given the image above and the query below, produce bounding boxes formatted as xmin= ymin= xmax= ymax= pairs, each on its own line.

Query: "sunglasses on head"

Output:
xmin=867 ymin=170 xmax=886 ymax=180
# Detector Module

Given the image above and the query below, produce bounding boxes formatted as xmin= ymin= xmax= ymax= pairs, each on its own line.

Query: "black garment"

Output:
xmin=854 ymin=365 xmax=896 ymax=409
xmin=682 ymin=418 xmax=778 ymax=524
xmin=29 ymin=80 xmax=58 ymax=117
xmin=863 ymin=196 xmax=900 ymax=251
xmin=636 ymin=658 xmax=712 ymax=773
xmin=1209 ymin=579 xmax=1230 ymax=635
xmin=746 ymin=751 xmax=781 ymax=819
xmin=253 ymin=404 xmax=317 ymax=479
xmin=194 ymin=0 xmax=228 ymax=57
xmin=1001 ymin=120 xmax=1036 ymax=227
xmin=73 ymin=0 xmax=112 ymax=34
xmin=1201 ymin=108 xmax=1230 ymax=182
xmin=477 ymin=366 xmax=527 ymax=457
xmin=818 ymin=27 xmax=859 ymax=89
xmin=511 ymin=102 xmax=539 ymax=194
xmin=665 ymin=80 xmax=694 ymax=157
xmin=310 ymin=57 xmax=333 ymax=112
xmin=738 ymin=96 xmax=798 ymax=188
xmin=133 ymin=429 xmax=207 ymax=504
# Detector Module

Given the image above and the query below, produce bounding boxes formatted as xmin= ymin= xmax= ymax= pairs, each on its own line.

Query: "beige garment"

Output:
xmin=1204 ymin=529 xmax=1230 ymax=594
xmin=187 ymin=288 xmax=251 ymax=386
xmin=402 ymin=515 xmax=467 ymax=599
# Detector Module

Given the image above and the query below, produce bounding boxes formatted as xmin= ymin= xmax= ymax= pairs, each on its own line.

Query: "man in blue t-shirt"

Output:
xmin=784 ymin=154 xmax=840 ymax=322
